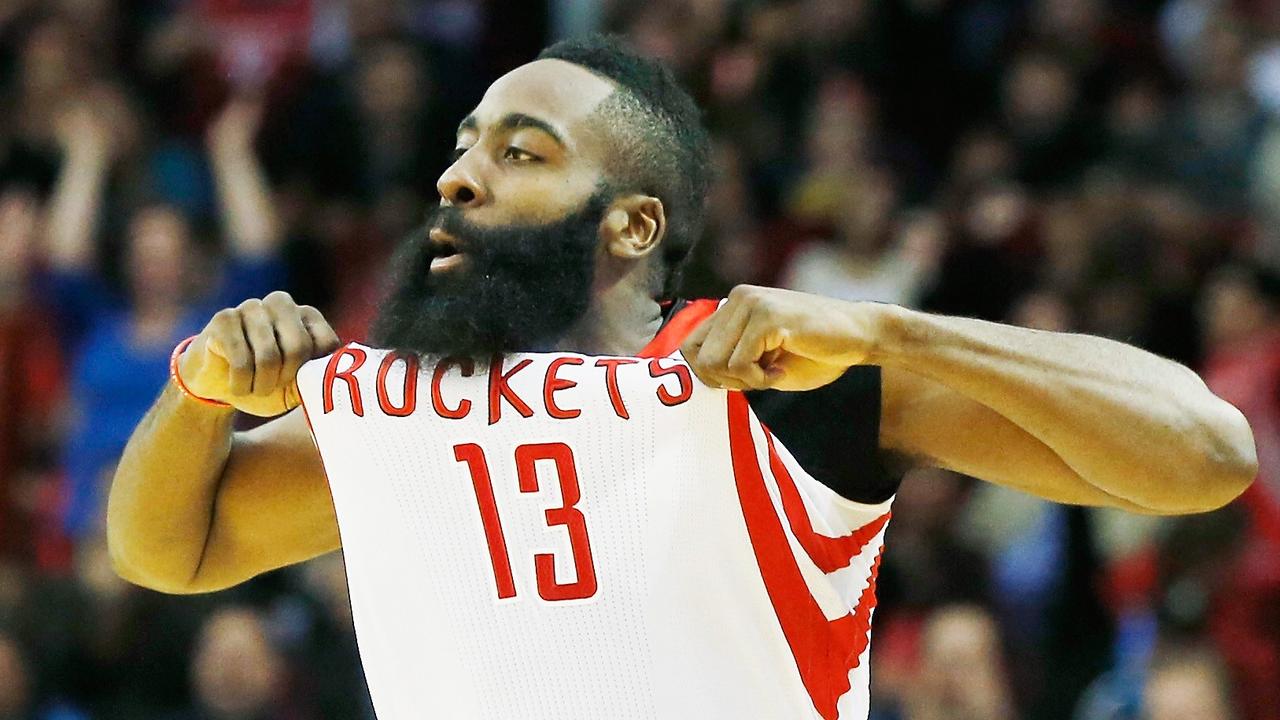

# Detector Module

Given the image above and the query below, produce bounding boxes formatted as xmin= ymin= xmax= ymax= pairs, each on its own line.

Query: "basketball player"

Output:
xmin=107 ymin=36 xmax=1257 ymax=719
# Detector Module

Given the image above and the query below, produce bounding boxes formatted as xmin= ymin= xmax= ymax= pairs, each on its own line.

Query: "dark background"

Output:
xmin=1 ymin=1 xmax=1278 ymax=719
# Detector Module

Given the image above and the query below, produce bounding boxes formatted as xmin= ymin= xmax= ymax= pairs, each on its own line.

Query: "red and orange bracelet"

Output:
xmin=169 ymin=335 xmax=233 ymax=408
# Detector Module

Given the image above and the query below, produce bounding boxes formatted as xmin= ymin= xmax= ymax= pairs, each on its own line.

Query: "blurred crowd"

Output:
xmin=0 ymin=0 xmax=1278 ymax=718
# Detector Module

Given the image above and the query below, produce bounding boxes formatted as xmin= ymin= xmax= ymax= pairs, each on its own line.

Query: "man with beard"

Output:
xmin=108 ymin=35 xmax=1257 ymax=720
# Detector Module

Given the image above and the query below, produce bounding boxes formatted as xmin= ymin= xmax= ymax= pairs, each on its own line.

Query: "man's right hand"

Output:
xmin=179 ymin=291 xmax=342 ymax=417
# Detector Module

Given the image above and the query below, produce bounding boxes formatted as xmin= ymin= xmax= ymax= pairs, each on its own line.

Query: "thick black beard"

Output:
xmin=368 ymin=189 xmax=610 ymax=358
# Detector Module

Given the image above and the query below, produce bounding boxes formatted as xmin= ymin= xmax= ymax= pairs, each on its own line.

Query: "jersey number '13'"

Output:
xmin=454 ymin=442 xmax=598 ymax=601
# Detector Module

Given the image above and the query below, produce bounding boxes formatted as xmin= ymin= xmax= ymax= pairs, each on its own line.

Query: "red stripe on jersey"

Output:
xmin=762 ymin=427 xmax=892 ymax=574
xmin=849 ymin=546 xmax=885 ymax=671
xmin=727 ymin=392 xmax=885 ymax=720
xmin=638 ymin=299 xmax=720 ymax=358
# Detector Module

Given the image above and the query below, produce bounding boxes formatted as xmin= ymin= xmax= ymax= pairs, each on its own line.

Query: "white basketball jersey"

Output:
xmin=296 ymin=342 xmax=892 ymax=720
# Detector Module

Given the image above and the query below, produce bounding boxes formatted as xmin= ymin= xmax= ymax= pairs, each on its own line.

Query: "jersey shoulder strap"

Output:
xmin=630 ymin=297 xmax=902 ymax=505
xmin=638 ymin=298 xmax=720 ymax=358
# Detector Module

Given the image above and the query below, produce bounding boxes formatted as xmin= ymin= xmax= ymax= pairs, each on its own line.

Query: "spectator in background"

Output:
xmin=0 ymin=628 xmax=86 ymax=720
xmin=1037 ymin=194 xmax=1095 ymax=294
xmin=0 ymin=630 xmax=33 ymax=720
xmin=1026 ymin=0 xmax=1110 ymax=84
xmin=327 ymin=37 xmax=441 ymax=340
xmin=1201 ymin=262 xmax=1280 ymax=543
xmin=925 ymin=180 xmax=1035 ymax=321
xmin=778 ymin=72 xmax=944 ymax=307
xmin=0 ymin=188 xmax=64 ymax=567
xmin=1164 ymin=12 xmax=1265 ymax=214
xmin=787 ymin=72 xmax=878 ymax=221
xmin=270 ymin=36 xmax=443 ymax=342
xmin=999 ymin=50 xmax=1097 ymax=189
xmin=1102 ymin=78 xmax=1170 ymax=181
xmin=1196 ymin=262 xmax=1280 ymax=720
xmin=289 ymin=555 xmax=374 ymax=720
xmin=173 ymin=607 xmax=293 ymax=720
xmin=304 ymin=36 xmax=441 ymax=205
xmin=780 ymin=185 xmax=945 ymax=307
xmin=869 ymin=468 xmax=993 ymax=718
xmin=0 ymin=15 xmax=83 ymax=192
xmin=678 ymin=140 xmax=765 ymax=297
xmin=45 ymin=93 xmax=284 ymax=537
xmin=698 ymin=2 xmax=792 ymax=187
xmin=22 ymin=533 xmax=219 ymax=718
xmin=0 ymin=0 xmax=1274 ymax=717
xmin=942 ymin=126 xmax=1019 ymax=202
xmin=872 ymin=605 xmax=1017 ymax=720
xmin=1143 ymin=644 xmax=1237 ymax=720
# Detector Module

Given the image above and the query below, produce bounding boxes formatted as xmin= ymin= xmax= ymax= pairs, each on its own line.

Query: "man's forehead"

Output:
xmin=467 ymin=59 xmax=617 ymax=133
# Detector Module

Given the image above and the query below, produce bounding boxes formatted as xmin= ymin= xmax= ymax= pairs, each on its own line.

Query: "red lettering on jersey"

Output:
xmin=543 ymin=357 xmax=583 ymax=419
xmin=375 ymin=352 xmax=419 ymax=417
xmin=516 ymin=442 xmax=598 ymax=600
xmin=322 ymin=345 xmax=366 ymax=416
xmin=454 ymin=443 xmax=517 ymax=599
xmin=488 ymin=354 xmax=534 ymax=425
xmin=432 ymin=357 xmax=475 ymax=419
xmin=648 ymin=357 xmax=693 ymax=406
xmin=593 ymin=358 xmax=637 ymax=419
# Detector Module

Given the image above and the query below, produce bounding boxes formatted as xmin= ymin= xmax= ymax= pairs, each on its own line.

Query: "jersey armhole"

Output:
xmin=747 ymin=365 xmax=904 ymax=505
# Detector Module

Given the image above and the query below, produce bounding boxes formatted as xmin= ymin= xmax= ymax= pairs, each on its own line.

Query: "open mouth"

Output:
xmin=428 ymin=228 xmax=465 ymax=272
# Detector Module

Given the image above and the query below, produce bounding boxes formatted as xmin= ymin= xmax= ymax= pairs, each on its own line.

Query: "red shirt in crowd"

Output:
xmin=1201 ymin=327 xmax=1280 ymax=720
xmin=0 ymin=303 xmax=65 ymax=564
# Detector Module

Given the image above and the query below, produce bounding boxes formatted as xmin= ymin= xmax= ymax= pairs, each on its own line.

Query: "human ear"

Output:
xmin=599 ymin=194 xmax=666 ymax=260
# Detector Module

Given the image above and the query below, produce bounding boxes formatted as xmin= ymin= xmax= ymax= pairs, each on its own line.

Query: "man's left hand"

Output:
xmin=680 ymin=286 xmax=887 ymax=391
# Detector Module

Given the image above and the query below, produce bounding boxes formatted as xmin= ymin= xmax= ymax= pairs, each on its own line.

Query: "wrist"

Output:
xmin=170 ymin=336 xmax=232 ymax=409
xmin=860 ymin=302 xmax=912 ymax=366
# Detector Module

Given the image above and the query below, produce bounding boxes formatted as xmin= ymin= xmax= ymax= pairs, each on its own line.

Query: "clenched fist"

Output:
xmin=681 ymin=286 xmax=888 ymax=392
xmin=178 ymin=291 xmax=342 ymax=416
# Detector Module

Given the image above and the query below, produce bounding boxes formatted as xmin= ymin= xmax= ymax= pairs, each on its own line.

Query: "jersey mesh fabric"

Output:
xmin=297 ymin=344 xmax=892 ymax=719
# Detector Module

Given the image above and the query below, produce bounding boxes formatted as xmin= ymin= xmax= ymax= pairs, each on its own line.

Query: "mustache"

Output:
xmin=422 ymin=184 xmax=614 ymax=254
xmin=427 ymin=204 xmax=466 ymax=241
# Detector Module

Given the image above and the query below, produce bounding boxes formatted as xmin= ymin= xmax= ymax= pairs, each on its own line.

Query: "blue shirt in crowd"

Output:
xmin=47 ymin=257 xmax=285 ymax=537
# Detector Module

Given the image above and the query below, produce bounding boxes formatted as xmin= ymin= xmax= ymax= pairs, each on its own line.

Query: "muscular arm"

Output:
xmin=107 ymin=293 xmax=341 ymax=594
xmin=684 ymin=287 xmax=1258 ymax=515
xmin=874 ymin=314 xmax=1253 ymax=513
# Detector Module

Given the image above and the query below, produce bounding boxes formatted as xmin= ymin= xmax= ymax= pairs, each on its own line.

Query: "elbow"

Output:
xmin=109 ymin=557 xmax=208 ymax=595
xmin=1204 ymin=406 xmax=1259 ymax=509
xmin=1180 ymin=454 xmax=1257 ymax=515
xmin=106 ymin=542 xmax=174 ymax=594
xmin=105 ymin=518 xmax=143 ymax=586
xmin=106 ymin=542 xmax=159 ymax=591
xmin=107 ymin=551 xmax=160 ymax=591
xmin=106 ymin=529 xmax=207 ymax=596
xmin=1167 ymin=403 xmax=1258 ymax=515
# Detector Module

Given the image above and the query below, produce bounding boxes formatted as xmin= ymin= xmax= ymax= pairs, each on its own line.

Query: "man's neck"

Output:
xmin=554 ymin=281 xmax=665 ymax=356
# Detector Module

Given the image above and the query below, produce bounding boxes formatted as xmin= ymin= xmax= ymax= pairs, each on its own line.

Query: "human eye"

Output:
xmin=502 ymin=146 xmax=539 ymax=162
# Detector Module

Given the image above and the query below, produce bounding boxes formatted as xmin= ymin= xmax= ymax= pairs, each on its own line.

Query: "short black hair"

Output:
xmin=537 ymin=34 xmax=712 ymax=298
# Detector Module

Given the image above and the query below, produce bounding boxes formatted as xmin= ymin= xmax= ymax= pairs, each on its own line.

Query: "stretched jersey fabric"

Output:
xmin=295 ymin=308 xmax=893 ymax=719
